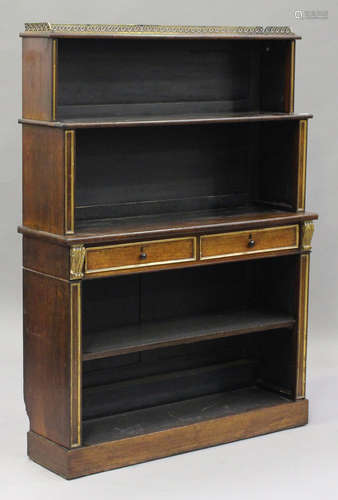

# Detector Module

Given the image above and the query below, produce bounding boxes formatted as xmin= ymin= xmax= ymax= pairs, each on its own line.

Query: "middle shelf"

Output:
xmin=20 ymin=111 xmax=312 ymax=129
xmin=83 ymin=310 xmax=295 ymax=360
xmin=82 ymin=255 xmax=298 ymax=360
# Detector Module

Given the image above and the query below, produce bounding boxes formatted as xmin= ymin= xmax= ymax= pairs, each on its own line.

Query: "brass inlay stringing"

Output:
xmin=70 ymin=282 xmax=81 ymax=447
xmin=24 ymin=23 xmax=294 ymax=35
xmin=297 ymin=254 xmax=310 ymax=398
xmin=85 ymin=237 xmax=197 ymax=275
xmin=300 ymin=221 xmax=315 ymax=250
xmin=297 ymin=120 xmax=308 ymax=210
xmin=289 ymin=40 xmax=295 ymax=112
xmin=65 ymin=130 xmax=75 ymax=234
xmin=200 ymin=225 xmax=299 ymax=260
xmin=70 ymin=245 xmax=85 ymax=280
xmin=52 ymin=39 xmax=57 ymax=120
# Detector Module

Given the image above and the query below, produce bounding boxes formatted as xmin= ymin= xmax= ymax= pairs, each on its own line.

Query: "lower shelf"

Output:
xmin=82 ymin=386 xmax=292 ymax=445
xmin=27 ymin=392 xmax=308 ymax=479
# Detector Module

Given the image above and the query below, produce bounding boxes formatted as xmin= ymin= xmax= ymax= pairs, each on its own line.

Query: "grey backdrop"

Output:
xmin=1 ymin=1 xmax=337 ymax=498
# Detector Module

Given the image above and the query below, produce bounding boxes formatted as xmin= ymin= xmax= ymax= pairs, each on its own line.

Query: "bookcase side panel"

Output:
xmin=23 ymin=236 xmax=70 ymax=280
xmin=293 ymin=222 xmax=314 ymax=397
xmin=22 ymin=37 xmax=55 ymax=121
xmin=297 ymin=119 xmax=308 ymax=211
xmin=23 ymin=270 xmax=82 ymax=448
xmin=295 ymin=252 xmax=311 ymax=398
xmin=23 ymin=125 xmax=66 ymax=234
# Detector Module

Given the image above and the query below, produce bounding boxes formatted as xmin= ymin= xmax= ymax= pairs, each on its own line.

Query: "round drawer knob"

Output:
xmin=248 ymin=239 xmax=255 ymax=248
xmin=140 ymin=248 xmax=147 ymax=260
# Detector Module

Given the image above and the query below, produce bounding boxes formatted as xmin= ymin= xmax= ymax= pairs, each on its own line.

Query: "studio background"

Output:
xmin=0 ymin=1 xmax=337 ymax=498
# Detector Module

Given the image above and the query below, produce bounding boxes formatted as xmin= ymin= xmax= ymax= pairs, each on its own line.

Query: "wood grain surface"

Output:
xmin=22 ymin=37 xmax=54 ymax=120
xmin=201 ymin=225 xmax=298 ymax=260
xmin=23 ymin=125 xmax=65 ymax=234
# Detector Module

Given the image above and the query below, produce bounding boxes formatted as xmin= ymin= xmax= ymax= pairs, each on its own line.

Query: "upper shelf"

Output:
xmin=19 ymin=112 xmax=313 ymax=129
xmin=22 ymin=34 xmax=300 ymax=123
xmin=21 ymin=23 xmax=300 ymax=39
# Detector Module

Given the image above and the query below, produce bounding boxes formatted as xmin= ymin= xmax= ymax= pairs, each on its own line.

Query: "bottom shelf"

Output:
xmin=83 ymin=386 xmax=291 ymax=446
xmin=28 ymin=394 xmax=308 ymax=479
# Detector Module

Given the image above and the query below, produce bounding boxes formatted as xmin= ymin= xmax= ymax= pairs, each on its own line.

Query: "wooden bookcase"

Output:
xmin=19 ymin=23 xmax=317 ymax=479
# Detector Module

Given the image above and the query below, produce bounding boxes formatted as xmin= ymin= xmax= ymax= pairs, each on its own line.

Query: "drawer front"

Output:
xmin=200 ymin=225 xmax=299 ymax=260
xmin=85 ymin=237 xmax=197 ymax=275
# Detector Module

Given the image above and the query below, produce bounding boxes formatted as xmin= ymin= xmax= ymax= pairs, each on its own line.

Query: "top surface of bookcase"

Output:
xmin=21 ymin=23 xmax=300 ymax=39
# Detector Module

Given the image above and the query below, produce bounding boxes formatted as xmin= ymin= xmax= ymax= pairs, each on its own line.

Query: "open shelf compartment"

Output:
xmin=82 ymin=256 xmax=299 ymax=446
xmin=82 ymin=330 xmax=297 ymax=446
xmin=75 ymin=119 xmax=303 ymax=231
xmin=57 ymin=38 xmax=294 ymax=122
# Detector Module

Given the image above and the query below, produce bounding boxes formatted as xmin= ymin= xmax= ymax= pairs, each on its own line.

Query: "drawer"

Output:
xmin=85 ymin=237 xmax=197 ymax=275
xmin=200 ymin=225 xmax=299 ymax=260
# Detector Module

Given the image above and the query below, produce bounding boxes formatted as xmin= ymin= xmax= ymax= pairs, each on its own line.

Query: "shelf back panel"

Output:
xmin=57 ymin=39 xmax=291 ymax=120
xmin=75 ymin=121 xmax=299 ymax=225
